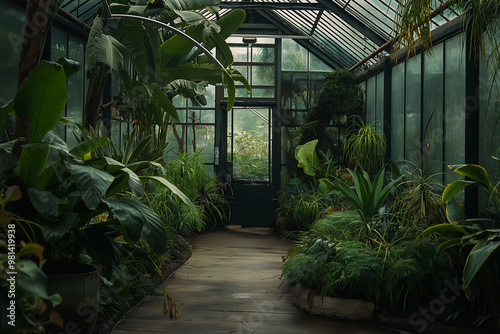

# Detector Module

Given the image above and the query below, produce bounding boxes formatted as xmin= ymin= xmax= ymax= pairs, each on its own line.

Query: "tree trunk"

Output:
xmin=13 ymin=0 xmax=63 ymax=156
xmin=83 ymin=63 xmax=109 ymax=130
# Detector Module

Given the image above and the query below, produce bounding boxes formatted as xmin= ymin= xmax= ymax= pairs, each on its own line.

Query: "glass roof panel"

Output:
xmin=56 ymin=0 xmax=461 ymax=70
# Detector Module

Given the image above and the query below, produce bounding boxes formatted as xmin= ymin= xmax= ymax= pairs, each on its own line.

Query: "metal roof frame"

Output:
xmin=53 ymin=0 xmax=459 ymax=71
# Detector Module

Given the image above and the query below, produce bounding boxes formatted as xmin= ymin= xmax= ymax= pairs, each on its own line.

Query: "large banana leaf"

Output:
xmin=18 ymin=143 xmax=50 ymax=187
xmin=185 ymin=9 xmax=246 ymax=63
xmin=118 ymin=19 xmax=161 ymax=82
xmin=15 ymin=61 xmax=68 ymax=144
xmin=160 ymin=9 xmax=244 ymax=68
xmin=86 ymin=17 xmax=131 ymax=75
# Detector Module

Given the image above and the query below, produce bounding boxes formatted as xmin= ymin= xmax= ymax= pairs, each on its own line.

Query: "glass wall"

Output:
xmin=226 ymin=37 xmax=276 ymax=99
xmin=361 ymin=33 xmax=466 ymax=186
xmin=168 ymin=85 xmax=217 ymax=176
xmin=479 ymin=29 xmax=500 ymax=188
xmin=280 ymin=39 xmax=333 ymax=189
xmin=50 ymin=24 xmax=87 ymax=149
xmin=0 ymin=1 xmax=25 ymax=141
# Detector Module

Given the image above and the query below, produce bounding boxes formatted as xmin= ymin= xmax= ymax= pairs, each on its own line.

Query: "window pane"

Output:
xmin=0 ymin=1 xmax=24 ymax=104
xmin=281 ymin=72 xmax=307 ymax=111
xmin=231 ymin=46 xmax=249 ymax=62
xmin=111 ymin=119 xmax=120 ymax=147
xmin=366 ymin=76 xmax=376 ymax=124
xmin=188 ymin=124 xmax=215 ymax=163
xmin=252 ymin=88 xmax=275 ymax=98
xmin=405 ymin=54 xmax=422 ymax=162
xmin=204 ymin=85 xmax=215 ymax=108
xmin=309 ymin=52 xmax=332 ymax=72
xmin=375 ymin=72 xmax=384 ymax=134
xmin=445 ymin=33 xmax=466 ymax=189
xmin=423 ymin=42 xmax=444 ymax=177
xmin=200 ymin=110 xmax=215 ymax=123
xmin=67 ymin=35 xmax=84 ymax=126
xmin=252 ymin=47 xmax=275 ymax=63
xmin=282 ymin=39 xmax=307 ymax=71
xmin=309 ymin=72 xmax=325 ymax=107
xmin=51 ymin=26 xmax=67 ymax=61
xmin=391 ymin=62 xmax=405 ymax=164
xmin=252 ymin=65 xmax=275 ymax=86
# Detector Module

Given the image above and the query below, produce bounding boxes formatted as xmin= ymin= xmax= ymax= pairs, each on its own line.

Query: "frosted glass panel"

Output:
xmin=252 ymin=47 xmax=275 ymax=63
xmin=309 ymin=52 xmax=332 ymax=72
xmin=282 ymin=39 xmax=307 ymax=71
xmin=391 ymin=62 xmax=405 ymax=164
xmin=0 ymin=1 xmax=24 ymax=104
xmin=423 ymin=43 xmax=444 ymax=177
xmin=479 ymin=31 xmax=500 ymax=183
xmin=405 ymin=54 xmax=422 ymax=162
xmin=252 ymin=66 xmax=275 ymax=86
xmin=376 ymin=72 xmax=384 ymax=134
xmin=444 ymin=33 xmax=466 ymax=187
xmin=366 ymin=76 xmax=376 ymax=124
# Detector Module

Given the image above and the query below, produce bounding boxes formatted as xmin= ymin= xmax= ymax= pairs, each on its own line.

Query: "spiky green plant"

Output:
xmin=344 ymin=116 xmax=386 ymax=176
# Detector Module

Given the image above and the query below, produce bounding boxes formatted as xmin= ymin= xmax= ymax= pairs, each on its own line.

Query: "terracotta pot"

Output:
xmin=45 ymin=262 xmax=100 ymax=334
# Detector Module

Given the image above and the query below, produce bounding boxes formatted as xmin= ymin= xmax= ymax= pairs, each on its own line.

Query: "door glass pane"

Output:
xmin=231 ymin=107 xmax=270 ymax=182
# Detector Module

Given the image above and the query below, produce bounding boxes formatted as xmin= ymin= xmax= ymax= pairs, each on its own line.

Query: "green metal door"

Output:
xmin=226 ymin=107 xmax=274 ymax=228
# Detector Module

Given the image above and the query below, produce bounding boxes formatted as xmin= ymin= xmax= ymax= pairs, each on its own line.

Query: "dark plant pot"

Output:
xmin=44 ymin=262 xmax=100 ymax=334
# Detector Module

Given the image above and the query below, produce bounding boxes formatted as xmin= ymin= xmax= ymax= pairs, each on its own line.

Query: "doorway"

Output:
xmin=225 ymin=106 xmax=275 ymax=227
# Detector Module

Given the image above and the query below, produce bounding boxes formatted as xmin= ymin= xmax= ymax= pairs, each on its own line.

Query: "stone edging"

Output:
xmin=292 ymin=284 xmax=375 ymax=321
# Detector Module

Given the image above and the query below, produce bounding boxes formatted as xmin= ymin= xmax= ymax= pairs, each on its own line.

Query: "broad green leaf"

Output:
xmin=295 ymin=139 xmax=322 ymax=176
xmin=159 ymin=63 xmax=223 ymax=84
xmin=446 ymin=197 xmax=468 ymax=223
xmin=437 ymin=237 xmax=463 ymax=253
xmin=69 ymin=137 xmax=112 ymax=159
xmin=151 ymin=83 xmax=179 ymax=120
xmin=119 ymin=19 xmax=160 ymax=82
xmin=121 ymin=167 xmax=144 ymax=199
xmin=463 ymin=239 xmax=500 ymax=289
xmin=223 ymin=69 xmax=236 ymax=110
xmin=56 ymin=57 xmax=81 ymax=78
xmin=420 ymin=223 xmax=470 ymax=237
xmin=211 ymin=30 xmax=233 ymax=67
xmin=449 ymin=164 xmax=494 ymax=193
xmin=442 ymin=179 xmax=474 ymax=204
xmin=185 ymin=9 xmax=246 ymax=63
xmin=68 ymin=164 xmax=114 ymax=210
xmin=103 ymin=198 xmax=167 ymax=254
xmin=15 ymin=61 xmax=67 ymax=143
xmin=86 ymin=17 xmax=131 ymax=74
xmin=41 ymin=212 xmax=78 ymax=243
xmin=27 ymin=188 xmax=63 ymax=219
xmin=18 ymin=143 xmax=50 ymax=187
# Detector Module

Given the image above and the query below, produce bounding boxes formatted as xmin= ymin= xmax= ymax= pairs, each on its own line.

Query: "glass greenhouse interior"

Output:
xmin=4 ymin=1 xmax=500 ymax=333
xmin=1 ymin=0 xmax=499 ymax=222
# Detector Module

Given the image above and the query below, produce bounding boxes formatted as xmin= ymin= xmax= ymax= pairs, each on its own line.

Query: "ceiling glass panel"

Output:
xmin=55 ymin=0 xmax=460 ymax=71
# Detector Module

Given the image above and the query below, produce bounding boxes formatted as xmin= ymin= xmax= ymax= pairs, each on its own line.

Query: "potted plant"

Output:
xmin=0 ymin=58 xmax=199 ymax=333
